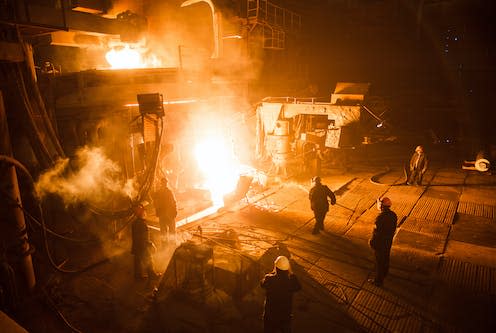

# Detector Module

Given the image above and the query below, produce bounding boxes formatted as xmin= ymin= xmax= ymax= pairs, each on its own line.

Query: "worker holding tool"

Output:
xmin=308 ymin=176 xmax=336 ymax=234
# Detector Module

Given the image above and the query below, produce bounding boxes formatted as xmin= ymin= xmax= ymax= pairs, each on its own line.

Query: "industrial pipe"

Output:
xmin=0 ymin=92 xmax=36 ymax=291
xmin=462 ymin=150 xmax=491 ymax=172
xmin=474 ymin=151 xmax=491 ymax=172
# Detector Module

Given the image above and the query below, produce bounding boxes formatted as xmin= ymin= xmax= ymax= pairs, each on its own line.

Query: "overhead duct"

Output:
xmin=71 ymin=0 xmax=111 ymax=14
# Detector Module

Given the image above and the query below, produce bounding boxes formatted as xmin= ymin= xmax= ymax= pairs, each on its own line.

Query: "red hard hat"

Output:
xmin=134 ymin=204 xmax=145 ymax=216
xmin=380 ymin=197 xmax=392 ymax=207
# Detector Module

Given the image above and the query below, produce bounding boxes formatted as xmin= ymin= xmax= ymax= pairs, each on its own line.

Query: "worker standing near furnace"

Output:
xmin=131 ymin=203 xmax=159 ymax=281
xmin=261 ymin=256 xmax=301 ymax=333
xmin=369 ymin=197 xmax=397 ymax=287
xmin=407 ymin=145 xmax=428 ymax=185
xmin=309 ymin=176 xmax=336 ymax=234
xmin=151 ymin=177 xmax=178 ymax=246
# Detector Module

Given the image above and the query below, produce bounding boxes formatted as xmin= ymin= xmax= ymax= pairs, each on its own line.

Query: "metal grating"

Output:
xmin=306 ymin=262 xmax=357 ymax=305
xmin=400 ymin=217 xmax=450 ymax=240
xmin=358 ymin=206 xmax=380 ymax=223
xmin=338 ymin=190 xmax=380 ymax=215
xmin=438 ymin=258 xmax=496 ymax=295
xmin=333 ymin=181 xmax=385 ymax=223
xmin=410 ymin=198 xmax=457 ymax=224
xmin=457 ymin=202 xmax=496 ymax=219
xmin=348 ymin=287 xmax=424 ymax=333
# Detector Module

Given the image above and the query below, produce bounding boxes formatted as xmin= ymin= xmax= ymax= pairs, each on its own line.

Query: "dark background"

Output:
xmin=273 ymin=0 xmax=496 ymax=149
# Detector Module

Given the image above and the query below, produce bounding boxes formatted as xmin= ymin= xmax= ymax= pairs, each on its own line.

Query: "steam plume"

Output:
xmin=35 ymin=146 xmax=136 ymax=205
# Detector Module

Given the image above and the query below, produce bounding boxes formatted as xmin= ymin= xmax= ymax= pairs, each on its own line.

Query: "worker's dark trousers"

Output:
xmin=408 ymin=169 xmax=424 ymax=185
xmin=264 ymin=317 xmax=292 ymax=333
xmin=134 ymin=253 xmax=155 ymax=279
xmin=159 ymin=216 xmax=176 ymax=245
xmin=313 ymin=210 xmax=327 ymax=233
xmin=374 ymin=247 xmax=391 ymax=284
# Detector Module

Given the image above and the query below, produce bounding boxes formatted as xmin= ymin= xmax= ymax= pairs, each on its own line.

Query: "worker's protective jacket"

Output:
xmin=370 ymin=209 xmax=397 ymax=250
xmin=309 ymin=183 xmax=336 ymax=212
xmin=131 ymin=217 xmax=152 ymax=256
xmin=261 ymin=270 xmax=301 ymax=321
xmin=152 ymin=186 xmax=177 ymax=219
xmin=409 ymin=152 xmax=428 ymax=174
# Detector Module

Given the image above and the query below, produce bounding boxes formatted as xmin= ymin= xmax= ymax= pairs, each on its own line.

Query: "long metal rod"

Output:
xmin=360 ymin=104 xmax=384 ymax=123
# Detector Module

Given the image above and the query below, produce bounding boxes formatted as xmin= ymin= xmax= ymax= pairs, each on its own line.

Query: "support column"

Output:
xmin=0 ymin=91 xmax=36 ymax=291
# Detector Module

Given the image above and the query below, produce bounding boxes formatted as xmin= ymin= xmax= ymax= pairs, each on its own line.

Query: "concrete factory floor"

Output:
xmin=11 ymin=142 xmax=496 ymax=332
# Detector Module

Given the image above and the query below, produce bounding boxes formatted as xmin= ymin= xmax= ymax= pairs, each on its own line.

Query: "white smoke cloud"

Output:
xmin=35 ymin=146 xmax=137 ymax=205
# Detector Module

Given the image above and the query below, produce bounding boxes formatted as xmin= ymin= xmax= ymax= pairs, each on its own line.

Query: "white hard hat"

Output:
xmin=274 ymin=256 xmax=290 ymax=271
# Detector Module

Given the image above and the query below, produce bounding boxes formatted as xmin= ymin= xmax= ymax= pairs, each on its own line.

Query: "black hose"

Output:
xmin=0 ymin=155 xmax=109 ymax=273
xmin=0 ymin=155 xmax=35 ymax=185
xmin=16 ymin=61 xmax=65 ymax=158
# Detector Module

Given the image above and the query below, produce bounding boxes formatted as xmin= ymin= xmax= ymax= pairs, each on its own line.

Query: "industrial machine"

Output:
xmin=255 ymin=82 xmax=370 ymax=176
xmin=0 ymin=1 xmax=315 ymax=331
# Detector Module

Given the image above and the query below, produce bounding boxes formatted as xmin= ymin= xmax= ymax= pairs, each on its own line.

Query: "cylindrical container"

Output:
xmin=274 ymin=120 xmax=290 ymax=136
xmin=274 ymin=135 xmax=290 ymax=154
xmin=272 ymin=153 xmax=290 ymax=167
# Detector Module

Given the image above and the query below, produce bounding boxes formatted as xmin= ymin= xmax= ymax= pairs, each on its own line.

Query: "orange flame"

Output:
xmin=105 ymin=43 xmax=162 ymax=69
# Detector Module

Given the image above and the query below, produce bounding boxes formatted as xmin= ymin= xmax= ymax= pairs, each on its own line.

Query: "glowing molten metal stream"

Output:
xmin=194 ymin=137 xmax=241 ymax=206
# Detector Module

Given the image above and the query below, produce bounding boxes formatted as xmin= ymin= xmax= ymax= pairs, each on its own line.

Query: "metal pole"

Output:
xmin=0 ymin=92 xmax=36 ymax=291
xmin=178 ymin=45 xmax=183 ymax=70
xmin=335 ymin=203 xmax=354 ymax=211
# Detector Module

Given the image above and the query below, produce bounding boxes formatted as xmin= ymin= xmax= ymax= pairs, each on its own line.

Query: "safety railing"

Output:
xmin=247 ymin=0 xmax=301 ymax=33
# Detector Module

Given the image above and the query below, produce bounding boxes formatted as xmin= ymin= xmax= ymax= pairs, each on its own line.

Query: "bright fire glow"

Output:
xmin=105 ymin=43 xmax=163 ymax=69
xmin=194 ymin=136 xmax=242 ymax=206
xmin=105 ymin=45 xmax=143 ymax=69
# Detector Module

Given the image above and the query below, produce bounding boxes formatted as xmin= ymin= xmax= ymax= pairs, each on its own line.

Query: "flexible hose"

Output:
xmin=0 ymin=155 xmax=109 ymax=272
xmin=16 ymin=61 xmax=65 ymax=158
xmin=0 ymin=155 xmax=35 ymax=185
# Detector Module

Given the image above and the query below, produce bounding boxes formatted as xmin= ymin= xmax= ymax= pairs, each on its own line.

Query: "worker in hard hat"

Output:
xmin=309 ymin=176 xmax=336 ymax=234
xmin=260 ymin=255 xmax=301 ymax=333
xmin=368 ymin=197 xmax=397 ymax=287
xmin=407 ymin=145 xmax=428 ymax=185
xmin=131 ymin=203 xmax=159 ymax=281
